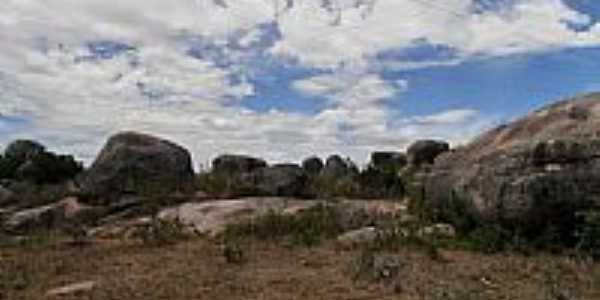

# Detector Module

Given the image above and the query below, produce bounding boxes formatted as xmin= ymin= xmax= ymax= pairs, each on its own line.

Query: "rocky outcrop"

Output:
xmin=212 ymin=155 xmax=267 ymax=175
xmin=155 ymin=198 xmax=407 ymax=238
xmin=157 ymin=198 xmax=321 ymax=237
xmin=79 ymin=132 xmax=194 ymax=201
xmin=252 ymin=164 xmax=308 ymax=197
xmin=0 ymin=185 xmax=14 ymax=206
xmin=322 ymin=155 xmax=358 ymax=178
xmin=3 ymin=197 xmax=102 ymax=232
xmin=407 ymin=140 xmax=449 ymax=167
xmin=424 ymin=92 xmax=600 ymax=236
xmin=302 ymin=156 xmax=324 ymax=175
xmin=370 ymin=151 xmax=407 ymax=171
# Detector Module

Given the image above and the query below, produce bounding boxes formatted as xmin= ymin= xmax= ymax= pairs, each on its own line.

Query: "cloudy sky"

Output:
xmin=1 ymin=0 xmax=599 ymax=166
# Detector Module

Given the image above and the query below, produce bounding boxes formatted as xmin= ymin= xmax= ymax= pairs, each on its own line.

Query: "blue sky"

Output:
xmin=1 ymin=0 xmax=600 ymax=165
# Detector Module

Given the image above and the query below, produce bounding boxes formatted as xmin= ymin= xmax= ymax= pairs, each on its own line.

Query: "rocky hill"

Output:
xmin=425 ymin=92 xmax=600 ymax=239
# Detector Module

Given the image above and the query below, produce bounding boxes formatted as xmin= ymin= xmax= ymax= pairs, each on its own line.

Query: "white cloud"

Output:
xmin=271 ymin=0 xmax=600 ymax=68
xmin=1 ymin=0 xmax=597 ymax=166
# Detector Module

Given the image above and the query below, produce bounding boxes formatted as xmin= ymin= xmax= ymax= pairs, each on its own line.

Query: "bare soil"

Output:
xmin=1 ymin=236 xmax=600 ymax=300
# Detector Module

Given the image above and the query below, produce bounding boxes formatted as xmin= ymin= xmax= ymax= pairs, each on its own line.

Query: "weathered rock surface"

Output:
xmin=157 ymin=198 xmax=317 ymax=236
xmin=322 ymin=155 xmax=358 ymax=178
xmin=252 ymin=164 xmax=308 ymax=197
xmin=3 ymin=197 xmax=100 ymax=232
xmin=336 ymin=227 xmax=378 ymax=249
xmin=212 ymin=154 xmax=267 ymax=175
xmin=79 ymin=132 xmax=194 ymax=201
xmin=154 ymin=198 xmax=407 ymax=238
xmin=425 ymin=92 xmax=600 ymax=235
xmin=302 ymin=156 xmax=324 ymax=175
xmin=407 ymin=140 xmax=450 ymax=166
xmin=0 ymin=185 xmax=14 ymax=205
xmin=418 ymin=223 xmax=456 ymax=239
xmin=370 ymin=152 xmax=407 ymax=170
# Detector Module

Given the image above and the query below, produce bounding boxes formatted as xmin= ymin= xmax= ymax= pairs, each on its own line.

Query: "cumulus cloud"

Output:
xmin=0 ymin=0 xmax=598 ymax=165
xmin=271 ymin=0 xmax=600 ymax=68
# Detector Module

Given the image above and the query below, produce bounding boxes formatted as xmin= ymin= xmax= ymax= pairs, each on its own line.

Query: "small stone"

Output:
xmin=336 ymin=227 xmax=378 ymax=249
xmin=46 ymin=281 xmax=96 ymax=296
xmin=419 ymin=223 xmax=457 ymax=239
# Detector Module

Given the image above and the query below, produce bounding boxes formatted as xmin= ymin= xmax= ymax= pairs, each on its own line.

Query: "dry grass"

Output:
xmin=1 ymin=234 xmax=600 ymax=300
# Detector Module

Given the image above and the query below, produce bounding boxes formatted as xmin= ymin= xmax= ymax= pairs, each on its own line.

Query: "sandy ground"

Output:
xmin=2 ymin=235 xmax=600 ymax=300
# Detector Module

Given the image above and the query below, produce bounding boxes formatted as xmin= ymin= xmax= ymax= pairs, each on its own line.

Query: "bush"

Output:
xmin=0 ymin=139 xmax=83 ymax=184
xmin=575 ymin=210 xmax=600 ymax=258
xmin=356 ymin=166 xmax=404 ymax=199
xmin=16 ymin=152 xmax=83 ymax=184
xmin=0 ymin=155 xmax=20 ymax=179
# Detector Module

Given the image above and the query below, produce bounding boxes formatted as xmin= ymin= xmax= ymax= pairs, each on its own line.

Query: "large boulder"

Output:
xmin=424 ymin=92 xmax=600 ymax=237
xmin=370 ymin=151 xmax=407 ymax=171
xmin=252 ymin=164 xmax=309 ymax=197
xmin=212 ymin=155 xmax=267 ymax=175
xmin=322 ymin=155 xmax=358 ymax=178
xmin=302 ymin=156 xmax=324 ymax=175
xmin=407 ymin=140 xmax=449 ymax=166
xmin=79 ymin=132 xmax=194 ymax=201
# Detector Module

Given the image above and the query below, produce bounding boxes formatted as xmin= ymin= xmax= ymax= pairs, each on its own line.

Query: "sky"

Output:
xmin=1 ymin=0 xmax=600 ymax=166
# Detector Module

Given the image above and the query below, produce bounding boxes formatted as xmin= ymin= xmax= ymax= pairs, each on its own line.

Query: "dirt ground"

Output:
xmin=1 ymin=235 xmax=600 ymax=300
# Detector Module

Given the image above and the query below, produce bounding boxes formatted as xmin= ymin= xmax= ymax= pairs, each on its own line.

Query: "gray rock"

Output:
xmin=212 ymin=154 xmax=267 ymax=175
xmin=424 ymin=93 xmax=600 ymax=236
xmin=336 ymin=227 xmax=378 ymax=249
xmin=252 ymin=164 xmax=308 ymax=197
xmin=370 ymin=151 xmax=407 ymax=170
xmin=46 ymin=281 xmax=96 ymax=296
xmin=79 ymin=132 xmax=194 ymax=201
xmin=407 ymin=140 xmax=449 ymax=166
xmin=0 ymin=185 xmax=14 ymax=206
xmin=3 ymin=197 xmax=101 ymax=232
xmin=157 ymin=198 xmax=321 ymax=237
xmin=322 ymin=155 xmax=358 ymax=178
xmin=302 ymin=156 xmax=324 ymax=175
xmin=418 ymin=223 xmax=456 ymax=239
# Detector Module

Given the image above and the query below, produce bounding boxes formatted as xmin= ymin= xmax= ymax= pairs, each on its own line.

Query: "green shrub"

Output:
xmin=0 ymin=154 xmax=19 ymax=179
xmin=356 ymin=166 xmax=404 ymax=199
xmin=575 ymin=210 xmax=600 ymax=258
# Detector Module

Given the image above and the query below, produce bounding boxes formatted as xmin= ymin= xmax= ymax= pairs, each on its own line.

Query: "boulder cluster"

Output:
xmin=3 ymin=92 xmax=600 ymax=246
xmin=425 ymin=92 xmax=600 ymax=240
xmin=200 ymin=142 xmax=448 ymax=199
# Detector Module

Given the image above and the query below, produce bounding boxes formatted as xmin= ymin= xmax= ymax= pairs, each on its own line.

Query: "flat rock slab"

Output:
xmin=336 ymin=227 xmax=378 ymax=249
xmin=46 ymin=280 xmax=96 ymax=297
xmin=158 ymin=198 xmax=407 ymax=237
xmin=158 ymin=197 xmax=320 ymax=237
xmin=87 ymin=198 xmax=408 ymax=239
